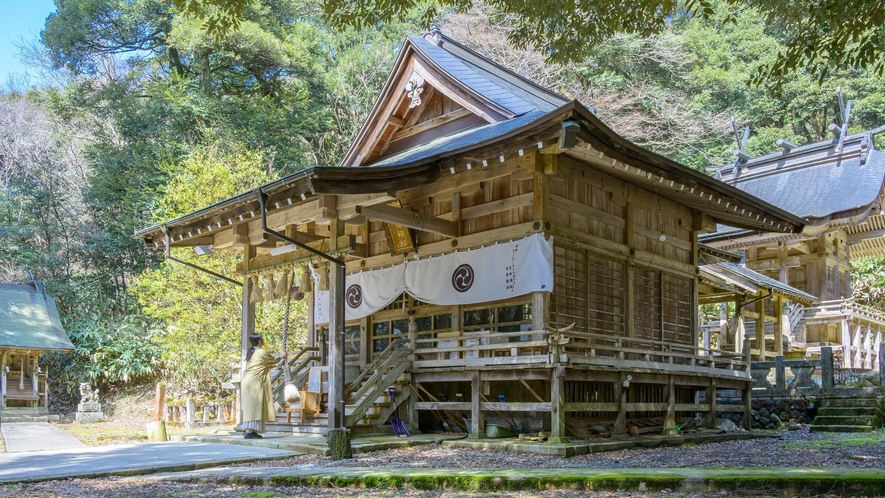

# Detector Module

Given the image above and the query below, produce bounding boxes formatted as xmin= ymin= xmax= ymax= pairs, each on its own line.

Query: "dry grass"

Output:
xmin=47 ymin=386 xmax=230 ymax=447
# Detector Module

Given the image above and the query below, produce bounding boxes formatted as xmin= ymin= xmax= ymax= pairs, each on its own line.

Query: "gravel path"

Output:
xmin=1 ymin=426 xmax=882 ymax=497
xmin=228 ymin=425 xmax=885 ymax=470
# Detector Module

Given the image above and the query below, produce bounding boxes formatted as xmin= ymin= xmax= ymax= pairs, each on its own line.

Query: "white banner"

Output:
xmin=313 ymin=234 xmax=553 ymax=323
xmin=314 ymin=264 xmax=406 ymax=323
xmin=404 ymin=233 xmax=553 ymax=305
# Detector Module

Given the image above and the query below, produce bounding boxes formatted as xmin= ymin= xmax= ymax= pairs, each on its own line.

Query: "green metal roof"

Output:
xmin=0 ymin=284 xmax=74 ymax=352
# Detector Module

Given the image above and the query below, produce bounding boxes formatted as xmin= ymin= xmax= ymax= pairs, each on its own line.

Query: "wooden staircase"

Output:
xmin=266 ymin=341 xmax=413 ymax=434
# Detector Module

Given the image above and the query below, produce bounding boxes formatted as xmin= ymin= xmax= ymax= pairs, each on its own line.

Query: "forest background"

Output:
xmin=3 ymin=0 xmax=885 ymax=408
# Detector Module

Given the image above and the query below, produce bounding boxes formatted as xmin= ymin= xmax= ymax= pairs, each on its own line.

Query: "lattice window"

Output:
xmin=551 ymin=244 xmax=625 ymax=336
xmin=662 ymin=274 xmax=692 ymax=346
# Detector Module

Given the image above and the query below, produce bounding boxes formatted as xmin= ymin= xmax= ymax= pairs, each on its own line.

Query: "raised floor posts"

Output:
xmin=549 ymin=366 xmax=567 ymax=443
xmin=469 ymin=371 xmax=485 ymax=439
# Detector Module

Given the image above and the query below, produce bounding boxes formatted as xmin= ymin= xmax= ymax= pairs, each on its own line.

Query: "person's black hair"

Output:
xmin=246 ymin=333 xmax=263 ymax=361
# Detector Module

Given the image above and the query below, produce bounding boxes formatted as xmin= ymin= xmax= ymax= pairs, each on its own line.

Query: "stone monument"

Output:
xmin=75 ymin=382 xmax=103 ymax=422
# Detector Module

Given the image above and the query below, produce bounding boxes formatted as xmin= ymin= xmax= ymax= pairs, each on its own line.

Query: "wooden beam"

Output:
xmin=847 ymin=228 xmax=885 ymax=245
xmin=391 ymin=108 xmax=473 ymax=142
xmin=236 ymin=235 xmax=357 ymax=274
xmin=356 ymin=204 xmax=458 ymax=238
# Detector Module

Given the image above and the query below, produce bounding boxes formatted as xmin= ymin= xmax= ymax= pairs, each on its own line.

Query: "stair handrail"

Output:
xmin=344 ymin=358 xmax=411 ymax=427
xmin=345 ymin=347 xmax=408 ymax=405
xmin=346 ymin=338 xmax=408 ymax=393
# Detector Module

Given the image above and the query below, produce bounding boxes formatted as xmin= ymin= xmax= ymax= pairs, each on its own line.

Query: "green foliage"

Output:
xmin=852 ymin=256 xmax=885 ymax=310
xmin=63 ymin=314 xmax=164 ymax=392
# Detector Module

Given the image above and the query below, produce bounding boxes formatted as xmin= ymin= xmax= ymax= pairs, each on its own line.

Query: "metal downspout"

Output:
xmin=255 ymin=187 xmax=347 ymax=430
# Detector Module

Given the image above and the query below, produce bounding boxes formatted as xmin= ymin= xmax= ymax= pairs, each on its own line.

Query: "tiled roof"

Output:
xmin=0 ymin=284 xmax=74 ymax=352
xmin=709 ymin=130 xmax=885 ymax=227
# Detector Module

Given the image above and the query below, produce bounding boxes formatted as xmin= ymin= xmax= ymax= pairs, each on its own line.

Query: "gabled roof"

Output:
xmin=0 ymin=284 xmax=74 ymax=352
xmin=702 ymin=127 xmax=885 ymax=244
xmin=340 ymin=32 xmax=568 ymax=167
xmin=133 ymin=33 xmax=807 ymax=248
xmin=700 ymin=263 xmax=817 ymax=305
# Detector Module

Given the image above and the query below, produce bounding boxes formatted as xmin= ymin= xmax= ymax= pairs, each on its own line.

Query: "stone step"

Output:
xmin=817 ymin=406 xmax=882 ymax=418
xmin=821 ymin=398 xmax=881 ymax=408
xmin=810 ymin=424 xmax=875 ymax=433
xmin=813 ymin=415 xmax=875 ymax=426
xmin=0 ymin=414 xmax=59 ymax=423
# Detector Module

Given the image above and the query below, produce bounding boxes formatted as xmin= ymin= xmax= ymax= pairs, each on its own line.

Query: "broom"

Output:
xmin=282 ymin=280 xmax=301 ymax=404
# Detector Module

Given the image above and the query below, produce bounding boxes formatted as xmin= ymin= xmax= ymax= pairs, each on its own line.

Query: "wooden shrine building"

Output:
xmin=701 ymin=116 xmax=885 ymax=369
xmin=0 ymin=283 xmax=74 ymax=414
xmin=134 ymin=32 xmax=806 ymax=439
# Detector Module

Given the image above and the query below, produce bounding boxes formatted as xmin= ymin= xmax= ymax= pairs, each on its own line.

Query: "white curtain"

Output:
xmin=314 ymin=233 xmax=553 ymax=323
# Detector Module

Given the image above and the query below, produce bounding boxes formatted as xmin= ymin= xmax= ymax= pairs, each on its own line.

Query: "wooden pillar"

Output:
xmin=612 ymin=373 xmax=628 ymax=439
xmin=774 ymin=296 xmax=784 ymax=357
xmin=864 ymin=324 xmax=873 ymax=370
xmin=31 ymin=354 xmax=38 ymax=398
xmin=328 ymin=217 xmax=345 ymax=430
xmin=705 ymin=378 xmax=717 ymax=428
xmin=755 ymin=297 xmax=766 ymax=360
xmin=841 ymin=319 xmax=851 ymax=368
xmin=624 ymin=202 xmax=635 ymax=340
xmin=406 ymin=314 xmax=418 ymax=431
xmin=452 ymin=192 xmax=462 ymax=236
xmin=662 ymin=375 xmax=676 ymax=435
xmin=742 ymin=383 xmax=752 ymax=430
xmin=853 ymin=323 xmax=863 ymax=369
xmin=719 ymin=303 xmax=728 ymax=348
xmin=532 ymin=291 xmax=549 ymax=344
xmin=238 ymin=244 xmax=256 ymax=425
xmin=874 ymin=329 xmax=882 ymax=373
xmin=734 ymin=306 xmax=745 ymax=354
xmin=1 ymin=351 xmax=6 ymax=408
xmin=469 ymin=370 xmax=484 ymax=439
xmin=19 ymin=355 xmax=24 ymax=390
xmin=549 ymin=366 xmax=566 ymax=443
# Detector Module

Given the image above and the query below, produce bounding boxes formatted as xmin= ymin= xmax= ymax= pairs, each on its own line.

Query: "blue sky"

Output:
xmin=0 ymin=0 xmax=57 ymax=86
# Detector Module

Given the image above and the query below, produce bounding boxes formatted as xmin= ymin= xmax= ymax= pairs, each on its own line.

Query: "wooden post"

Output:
xmin=742 ymin=383 xmax=752 ymax=431
xmin=612 ymin=373 xmax=628 ymax=439
xmin=879 ymin=339 xmax=885 ymax=386
xmin=864 ymin=324 xmax=873 ymax=370
xmin=240 ymin=243 xmax=256 ymax=424
xmin=532 ymin=291 xmax=549 ymax=346
xmin=31 ymin=354 xmax=38 ymax=398
xmin=469 ymin=370 xmax=485 ymax=439
xmin=624 ymin=201 xmax=635 ymax=340
xmin=755 ymin=297 xmax=765 ymax=360
xmin=705 ymin=378 xmax=717 ymax=428
xmin=549 ymin=366 xmax=567 ymax=443
xmin=774 ymin=297 xmax=784 ymax=357
xmin=406 ymin=314 xmax=418 ymax=430
xmin=1 ymin=351 xmax=6 ymax=409
xmin=840 ymin=319 xmax=851 ymax=368
xmin=875 ymin=329 xmax=883 ymax=374
xmin=663 ymin=375 xmax=676 ymax=435
xmin=155 ymin=383 xmax=166 ymax=422
xmin=328 ymin=217 xmax=345 ymax=431
xmin=735 ymin=306 xmax=745 ymax=354
xmin=719 ymin=303 xmax=728 ymax=348
xmin=853 ymin=323 xmax=863 ymax=369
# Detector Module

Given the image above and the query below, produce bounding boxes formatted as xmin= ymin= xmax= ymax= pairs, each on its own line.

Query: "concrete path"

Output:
xmin=0 ymin=442 xmax=300 ymax=484
xmin=1 ymin=422 xmax=87 ymax=453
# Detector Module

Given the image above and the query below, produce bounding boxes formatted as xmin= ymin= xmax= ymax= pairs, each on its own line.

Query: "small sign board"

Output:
xmin=307 ymin=367 xmax=328 ymax=393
